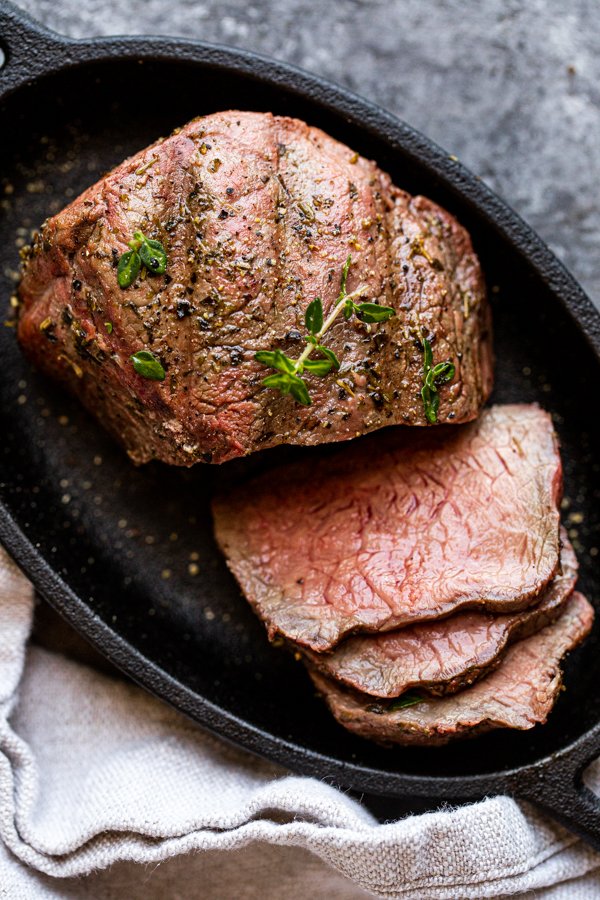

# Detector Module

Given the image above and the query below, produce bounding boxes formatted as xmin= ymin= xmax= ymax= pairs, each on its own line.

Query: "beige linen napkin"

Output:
xmin=0 ymin=545 xmax=599 ymax=899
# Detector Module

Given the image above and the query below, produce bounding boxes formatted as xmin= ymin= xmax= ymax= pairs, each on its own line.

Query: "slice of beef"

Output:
xmin=309 ymin=592 xmax=593 ymax=746
xmin=17 ymin=111 xmax=492 ymax=466
xmin=213 ymin=405 xmax=562 ymax=651
xmin=303 ymin=532 xmax=577 ymax=698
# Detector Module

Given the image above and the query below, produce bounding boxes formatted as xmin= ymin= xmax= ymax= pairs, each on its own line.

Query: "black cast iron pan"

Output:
xmin=2 ymin=0 xmax=600 ymax=847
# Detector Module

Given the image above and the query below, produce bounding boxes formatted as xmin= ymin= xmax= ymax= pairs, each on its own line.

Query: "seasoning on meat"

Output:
xmin=17 ymin=111 xmax=492 ymax=466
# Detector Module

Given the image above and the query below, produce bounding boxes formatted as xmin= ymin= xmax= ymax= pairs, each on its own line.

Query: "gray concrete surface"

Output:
xmin=10 ymin=0 xmax=600 ymax=307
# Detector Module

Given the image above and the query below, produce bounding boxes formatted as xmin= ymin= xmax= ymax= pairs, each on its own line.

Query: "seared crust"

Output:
xmin=18 ymin=111 xmax=492 ymax=466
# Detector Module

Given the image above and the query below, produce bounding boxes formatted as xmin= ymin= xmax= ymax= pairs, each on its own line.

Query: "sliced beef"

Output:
xmin=213 ymin=405 xmax=562 ymax=651
xmin=17 ymin=111 xmax=492 ymax=466
xmin=303 ymin=533 xmax=577 ymax=697
xmin=309 ymin=592 xmax=593 ymax=746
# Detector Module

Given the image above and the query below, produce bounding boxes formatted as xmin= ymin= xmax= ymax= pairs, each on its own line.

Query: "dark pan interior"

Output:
xmin=1 ymin=56 xmax=599 ymax=788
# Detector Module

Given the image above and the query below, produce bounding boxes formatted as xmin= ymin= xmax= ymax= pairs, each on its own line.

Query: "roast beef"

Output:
xmin=17 ymin=111 xmax=492 ymax=466
xmin=303 ymin=533 xmax=577 ymax=698
xmin=213 ymin=405 xmax=562 ymax=651
xmin=309 ymin=592 xmax=593 ymax=746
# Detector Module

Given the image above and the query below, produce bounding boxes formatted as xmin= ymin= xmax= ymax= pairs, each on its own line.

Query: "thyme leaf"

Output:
xmin=262 ymin=372 xmax=311 ymax=406
xmin=366 ymin=691 xmax=424 ymax=715
xmin=255 ymin=256 xmax=394 ymax=406
xmin=138 ymin=237 xmax=167 ymax=275
xmin=421 ymin=338 xmax=455 ymax=424
xmin=255 ymin=349 xmax=295 ymax=375
xmin=117 ymin=249 xmax=141 ymax=289
xmin=315 ymin=345 xmax=340 ymax=370
xmin=339 ymin=255 xmax=351 ymax=297
xmin=388 ymin=692 xmax=424 ymax=712
xmin=305 ymin=297 xmax=323 ymax=335
xmin=302 ymin=358 xmax=334 ymax=376
xmin=355 ymin=301 xmax=395 ymax=324
xmin=288 ymin=378 xmax=311 ymax=406
xmin=130 ymin=349 xmax=166 ymax=381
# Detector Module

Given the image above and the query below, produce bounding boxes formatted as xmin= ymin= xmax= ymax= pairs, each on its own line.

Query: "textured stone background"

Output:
xmin=11 ymin=0 xmax=600 ymax=309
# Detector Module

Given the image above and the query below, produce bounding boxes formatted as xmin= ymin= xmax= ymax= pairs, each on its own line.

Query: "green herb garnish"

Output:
xmin=130 ymin=349 xmax=165 ymax=381
xmin=117 ymin=249 xmax=141 ymax=289
xmin=255 ymin=256 xmax=394 ymax=406
xmin=138 ymin=235 xmax=167 ymax=274
xmin=367 ymin=691 xmax=424 ymax=715
xmin=104 ymin=321 xmax=113 ymax=334
xmin=421 ymin=338 xmax=455 ymax=424
xmin=117 ymin=231 xmax=167 ymax=288
xmin=388 ymin=692 xmax=424 ymax=712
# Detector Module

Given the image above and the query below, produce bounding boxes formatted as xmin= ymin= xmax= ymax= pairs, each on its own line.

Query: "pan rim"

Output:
xmin=1 ymin=16 xmax=600 ymax=798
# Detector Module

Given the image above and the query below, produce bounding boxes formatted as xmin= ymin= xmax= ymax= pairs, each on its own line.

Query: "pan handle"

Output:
xmin=0 ymin=1 xmax=72 ymax=101
xmin=518 ymin=726 xmax=600 ymax=851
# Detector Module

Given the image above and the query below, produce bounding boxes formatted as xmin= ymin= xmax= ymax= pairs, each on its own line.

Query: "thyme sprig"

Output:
xmin=421 ymin=338 xmax=455 ymax=424
xmin=255 ymin=256 xmax=395 ymax=406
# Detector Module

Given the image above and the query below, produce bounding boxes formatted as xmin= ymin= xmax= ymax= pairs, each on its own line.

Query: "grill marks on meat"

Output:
xmin=184 ymin=115 xmax=282 ymax=461
xmin=302 ymin=532 xmax=577 ymax=698
xmin=212 ymin=405 xmax=562 ymax=651
xmin=18 ymin=111 xmax=492 ymax=466
xmin=387 ymin=192 xmax=493 ymax=425
xmin=309 ymin=592 xmax=594 ymax=746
